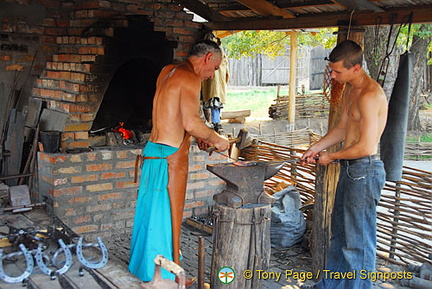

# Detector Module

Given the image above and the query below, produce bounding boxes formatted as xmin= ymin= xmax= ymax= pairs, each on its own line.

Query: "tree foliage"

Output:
xmin=221 ymin=29 xmax=337 ymax=59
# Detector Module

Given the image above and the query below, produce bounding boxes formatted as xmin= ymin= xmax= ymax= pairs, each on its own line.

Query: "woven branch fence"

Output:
xmin=269 ymin=92 xmax=329 ymax=119
xmin=241 ymin=137 xmax=432 ymax=266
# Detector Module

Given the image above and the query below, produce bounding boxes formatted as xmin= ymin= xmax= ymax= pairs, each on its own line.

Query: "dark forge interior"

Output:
xmin=91 ymin=57 xmax=158 ymax=133
xmin=90 ymin=17 xmax=177 ymax=136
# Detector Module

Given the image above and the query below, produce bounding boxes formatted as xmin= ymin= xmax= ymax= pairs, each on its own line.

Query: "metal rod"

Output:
xmin=198 ymin=236 xmax=204 ymax=289
xmin=0 ymin=172 xmax=34 ymax=181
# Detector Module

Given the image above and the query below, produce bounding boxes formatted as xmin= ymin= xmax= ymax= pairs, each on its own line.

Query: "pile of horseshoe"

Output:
xmin=0 ymin=216 xmax=108 ymax=285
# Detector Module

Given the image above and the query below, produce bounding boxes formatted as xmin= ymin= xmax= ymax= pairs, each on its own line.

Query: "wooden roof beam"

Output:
xmin=235 ymin=0 xmax=295 ymax=18
xmin=205 ymin=5 xmax=432 ymax=30
xmin=174 ymin=0 xmax=229 ymax=22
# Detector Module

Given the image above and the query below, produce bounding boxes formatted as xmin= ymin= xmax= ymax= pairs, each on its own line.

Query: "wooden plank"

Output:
xmin=288 ymin=31 xmax=297 ymax=129
xmin=206 ymin=5 xmax=432 ymax=30
xmin=4 ymin=109 xmax=25 ymax=187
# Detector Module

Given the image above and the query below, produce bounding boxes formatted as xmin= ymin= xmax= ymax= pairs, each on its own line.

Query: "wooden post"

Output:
xmin=210 ymin=203 xmax=271 ymax=289
xmin=288 ymin=30 xmax=297 ymax=131
xmin=311 ymin=26 xmax=365 ymax=277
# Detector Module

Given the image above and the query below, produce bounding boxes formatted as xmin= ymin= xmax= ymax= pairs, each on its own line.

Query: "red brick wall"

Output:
xmin=1 ymin=0 xmax=203 ymax=150
xmin=37 ymin=144 xmax=226 ymax=240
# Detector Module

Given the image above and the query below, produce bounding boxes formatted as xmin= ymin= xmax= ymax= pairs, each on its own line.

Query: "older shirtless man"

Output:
xmin=129 ymin=40 xmax=229 ymax=283
xmin=301 ymin=40 xmax=387 ymax=289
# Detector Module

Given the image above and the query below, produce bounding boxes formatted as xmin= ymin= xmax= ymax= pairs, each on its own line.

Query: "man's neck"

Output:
xmin=351 ymin=69 xmax=366 ymax=89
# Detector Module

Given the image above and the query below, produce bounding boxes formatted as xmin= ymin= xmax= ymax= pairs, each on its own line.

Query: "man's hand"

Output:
xmin=197 ymin=139 xmax=211 ymax=151
xmin=300 ymin=148 xmax=319 ymax=165
xmin=212 ymin=135 xmax=230 ymax=152
xmin=316 ymin=151 xmax=333 ymax=165
xmin=197 ymin=136 xmax=230 ymax=153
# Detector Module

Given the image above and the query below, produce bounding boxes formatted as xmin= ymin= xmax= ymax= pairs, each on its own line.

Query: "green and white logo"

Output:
xmin=218 ymin=266 xmax=235 ymax=284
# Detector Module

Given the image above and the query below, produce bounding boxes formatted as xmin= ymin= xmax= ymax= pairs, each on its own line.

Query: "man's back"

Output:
xmin=150 ymin=62 xmax=200 ymax=148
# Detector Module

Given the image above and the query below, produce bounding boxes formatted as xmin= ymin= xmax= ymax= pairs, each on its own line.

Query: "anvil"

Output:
xmin=206 ymin=161 xmax=284 ymax=208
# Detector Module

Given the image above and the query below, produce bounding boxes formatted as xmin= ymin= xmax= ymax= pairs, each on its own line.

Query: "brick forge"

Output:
xmin=23 ymin=1 xmax=227 ymax=242
xmin=37 ymin=146 xmax=226 ymax=241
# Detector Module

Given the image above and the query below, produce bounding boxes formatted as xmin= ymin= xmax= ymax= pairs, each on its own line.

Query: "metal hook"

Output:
xmin=0 ymin=244 xmax=34 ymax=283
xmin=76 ymin=237 xmax=109 ymax=269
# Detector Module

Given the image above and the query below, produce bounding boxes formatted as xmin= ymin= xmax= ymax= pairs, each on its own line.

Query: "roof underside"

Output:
xmin=175 ymin=0 xmax=432 ymax=32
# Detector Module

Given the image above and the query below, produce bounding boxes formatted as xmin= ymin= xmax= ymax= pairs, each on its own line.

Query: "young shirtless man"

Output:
xmin=301 ymin=40 xmax=388 ymax=289
xmin=129 ymin=40 xmax=230 ymax=285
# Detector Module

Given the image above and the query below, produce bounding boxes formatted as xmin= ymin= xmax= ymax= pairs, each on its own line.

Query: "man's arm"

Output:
xmin=179 ymin=75 xmax=229 ymax=152
xmin=301 ymin=104 xmax=349 ymax=164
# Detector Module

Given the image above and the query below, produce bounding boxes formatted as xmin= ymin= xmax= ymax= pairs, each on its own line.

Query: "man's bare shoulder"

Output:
xmin=363 ymin=78 xmax=386 ymax=100
xmin=161 ymin=63 xmax=199 ymax=86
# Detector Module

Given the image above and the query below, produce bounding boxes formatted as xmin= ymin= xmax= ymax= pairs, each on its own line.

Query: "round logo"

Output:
xmin=218 ymin=266 xmax=235 ymax=284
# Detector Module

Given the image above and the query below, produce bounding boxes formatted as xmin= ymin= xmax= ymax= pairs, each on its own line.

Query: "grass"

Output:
xmin=224 ymin=86 xmax=279 ymax=118
xmin=406 ymin=132 xmax=432 ymax=142
xmin=224 ymin=86 xmax=432 ymax=145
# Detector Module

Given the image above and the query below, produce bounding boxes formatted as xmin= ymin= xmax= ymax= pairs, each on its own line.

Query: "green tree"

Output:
xmin=221 ymin=29 xmax=337 ymax=59
xmin=365 ymin=23 xmax=432 ymax=130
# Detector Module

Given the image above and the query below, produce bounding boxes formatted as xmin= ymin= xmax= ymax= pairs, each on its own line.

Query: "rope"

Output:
xmin=347 ymin=9 xmax=356 ymax=40
xmin=376 ymin=12 xmax=413 ymax=87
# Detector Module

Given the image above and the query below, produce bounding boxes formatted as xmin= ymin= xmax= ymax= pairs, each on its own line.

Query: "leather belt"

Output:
xmin=133 ymin=155 xmax=167 ymax=183
xmin=339 ymin=155 xmax=380 ymax=167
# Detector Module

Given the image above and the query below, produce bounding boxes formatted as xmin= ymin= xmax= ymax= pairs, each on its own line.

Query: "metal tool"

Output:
xmin=206 ymin=128 xmax=251 ymax=153
xmin=207 ymin=161 xmax=284 ymax=208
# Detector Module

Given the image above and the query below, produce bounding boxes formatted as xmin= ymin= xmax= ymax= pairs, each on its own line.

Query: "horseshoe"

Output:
xmin=76 ymin=237 xmax=108 ymax=269
xmin=51 ymin=239 xmax=73 ymax=275
xmin=35 ymin=243 xmax=55 ymax=279
xmin=0 ymin=244 xmax=34 ymax=283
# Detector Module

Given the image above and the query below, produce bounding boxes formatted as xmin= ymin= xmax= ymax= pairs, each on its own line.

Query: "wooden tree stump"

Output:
xmin=210 ymin=203 xmax=271 ymax=289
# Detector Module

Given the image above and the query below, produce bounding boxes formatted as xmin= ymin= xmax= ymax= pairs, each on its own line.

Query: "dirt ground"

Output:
xmin=106 ymin=111 xmax=430 ymax=289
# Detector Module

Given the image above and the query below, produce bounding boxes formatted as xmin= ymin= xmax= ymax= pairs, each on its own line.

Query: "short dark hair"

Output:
xmin=329 ymin=40 xmax=363 ymax=68
xmin=189 ymin=40 xmax=221 ymax=57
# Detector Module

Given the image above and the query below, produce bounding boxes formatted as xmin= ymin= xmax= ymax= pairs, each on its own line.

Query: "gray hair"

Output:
xmin=189 ymin=40 xmax=221 ymax=57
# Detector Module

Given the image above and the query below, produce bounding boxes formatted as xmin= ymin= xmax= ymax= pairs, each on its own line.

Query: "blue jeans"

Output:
xmin=317 ymin=157 xmax=386 ymax=289
xmin=211 ymin=107 xmax=221 ymax=124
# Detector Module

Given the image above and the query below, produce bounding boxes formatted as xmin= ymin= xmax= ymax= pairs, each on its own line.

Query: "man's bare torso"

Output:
xmin=343 ymin=76 xmax=388 ymax=155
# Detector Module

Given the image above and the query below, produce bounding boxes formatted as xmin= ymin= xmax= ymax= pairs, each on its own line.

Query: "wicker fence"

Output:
xmin=404 ymin=142 xmax=432 ymax=160
xmin=241 ymin=138 xmax=432 ymax=266
xmin=269 ymin=92 xmax=329 ymax=119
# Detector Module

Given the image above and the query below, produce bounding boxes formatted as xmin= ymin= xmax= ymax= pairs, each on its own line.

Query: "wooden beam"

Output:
xmin=236 ymin=0 xmax=295 ymax=18
xmin=174 ymin=0 xmax=229 ymax=22
xmin=288 ymin=31 xmax=297 ymax=130
xmin=205 ymin=5 xmax=432 ymax=30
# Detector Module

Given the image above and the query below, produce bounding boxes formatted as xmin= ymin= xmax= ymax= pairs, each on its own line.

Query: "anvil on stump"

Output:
xmin=207 ymin=161 xmax=284 ymax=289
xmin=206 ymin=161 xmax=284 ymax=208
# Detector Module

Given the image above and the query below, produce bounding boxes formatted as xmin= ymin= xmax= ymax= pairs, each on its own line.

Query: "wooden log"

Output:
xmin=210 ymin=203 xmax=271 ymax=289
xmin=227 ymin=116 xmax=246 ymax=124
xmin=221 ymin=110 xmax=251 ymax=119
